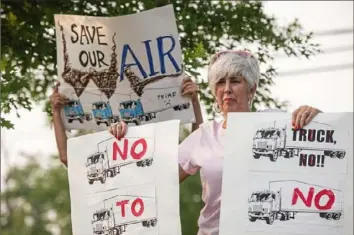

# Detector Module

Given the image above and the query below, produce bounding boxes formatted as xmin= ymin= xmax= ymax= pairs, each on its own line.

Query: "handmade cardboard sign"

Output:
xmin=219 ymin=112 xmax=353 ymax=235
xmin=66 ymin=120 xmax=182 ymax=235
xmin=54 ymin=5 xmax=195 ymax=131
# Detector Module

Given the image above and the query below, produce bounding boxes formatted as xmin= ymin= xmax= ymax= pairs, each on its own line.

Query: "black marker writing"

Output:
xmin=299 ymin=153 xmax=325 ymax=167
xmin=157 ymin=91 xmax=176 ymax=100
xmin=292 ymin=129 xmax=335 ymax=144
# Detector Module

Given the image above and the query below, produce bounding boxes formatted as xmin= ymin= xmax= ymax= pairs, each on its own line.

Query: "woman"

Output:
xmin=108 ymin=50 xmax=321 ymax=235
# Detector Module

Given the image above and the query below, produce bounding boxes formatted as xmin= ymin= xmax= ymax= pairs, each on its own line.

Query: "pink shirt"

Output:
xmin=178 ymin=119 xmax=225 ymax=235
xmin=178 ymin=110 xmax=283 ymax=235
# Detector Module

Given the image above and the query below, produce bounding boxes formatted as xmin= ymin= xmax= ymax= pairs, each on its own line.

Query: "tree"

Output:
xmin=1 ymin=0 xmax=320 ymax=129
xmin=0 ymin=155 xmax=72 ymax=235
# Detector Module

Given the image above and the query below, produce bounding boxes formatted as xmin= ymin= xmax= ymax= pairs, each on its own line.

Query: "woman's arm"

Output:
xmin=50 ymin=83 xmax=69 ymax=166
xmin=181 ymin=77 xmax=204 ymax=132
xmin=191 ymin=96 xmax=203 ymax=132
xmin=53 ymin=110 xmax=68 ymax=166
xmin=179 ymin=165 xmax=190 ymax=183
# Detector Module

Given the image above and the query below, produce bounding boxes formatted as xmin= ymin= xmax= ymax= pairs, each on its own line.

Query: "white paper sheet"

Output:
xmin=67 ymin=120 xmax=181 ymax=235
xmin=54 ymin=5 xmax=195 ymax=131
xmin=219 ymin=112 xmax=353 ymax=235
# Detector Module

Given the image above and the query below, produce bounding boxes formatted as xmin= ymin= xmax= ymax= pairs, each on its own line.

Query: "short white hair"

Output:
xmin=207 ymin=51 xmax=260 ymax=96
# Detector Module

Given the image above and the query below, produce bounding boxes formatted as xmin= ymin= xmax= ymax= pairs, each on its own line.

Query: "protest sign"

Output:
xmin=66 ymin=120 xmax=181 ymax=235
xmin=219 ymin=112 xmax=353 ymax=235
xmin=54 ymin=5 xmax=195 ymax=131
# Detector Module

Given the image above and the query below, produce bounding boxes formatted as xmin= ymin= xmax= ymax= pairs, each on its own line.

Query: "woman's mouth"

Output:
xmin=223 ymin=98 xmax=234 ymax=102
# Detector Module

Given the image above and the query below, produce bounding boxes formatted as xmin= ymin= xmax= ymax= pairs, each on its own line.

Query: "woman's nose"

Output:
xmin=224 ymin=80 xmax=232 ymax=93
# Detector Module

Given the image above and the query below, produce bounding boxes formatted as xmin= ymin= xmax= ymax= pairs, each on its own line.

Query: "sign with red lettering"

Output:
xmin=291 ymin=186 xmax=336 ymax=210
xmin=112 ymin=138 xmax=148 ymax=161
xmin=66 ymin=119 xmax=182 ymax=235
xmin=219 ymin=112 xmax=352 ymax=235
xmin=54 ymin=4 xmax=195 ymax=132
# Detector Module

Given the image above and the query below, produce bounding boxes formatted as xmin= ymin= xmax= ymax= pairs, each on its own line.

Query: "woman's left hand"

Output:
xmin=292 ymin=105 xmax=322 ymax=129
xmin=181 ymin=77 xmax=199 ymax=102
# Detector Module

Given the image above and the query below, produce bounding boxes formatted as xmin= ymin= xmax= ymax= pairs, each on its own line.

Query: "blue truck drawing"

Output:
xmin=64 ymin=99 xmax=92 ymax=124
xmin=119 ymin=99 xmax=191 ymax=126
xmin=92 ymin=101 xmax=120 ymax=126
xmin=119 ymin=99 xmax=156 ymax=125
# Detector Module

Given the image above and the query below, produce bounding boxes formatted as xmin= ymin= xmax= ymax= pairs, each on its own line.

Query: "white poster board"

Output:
xmin=219 ymin=112 xmax=353 ymax=235
xmin=54 ymin=5 xmax=195 ymax=131
xmin=67 ymin=120 xmax=181 ymax=235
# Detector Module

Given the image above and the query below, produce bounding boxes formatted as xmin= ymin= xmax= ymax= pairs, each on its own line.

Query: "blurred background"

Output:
xmin=1 ymin=1 xmax=353 ymax=234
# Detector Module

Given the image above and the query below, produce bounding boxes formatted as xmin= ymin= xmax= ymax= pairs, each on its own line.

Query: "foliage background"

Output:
xmin=1 ymin=0 xmax=320 ymax=234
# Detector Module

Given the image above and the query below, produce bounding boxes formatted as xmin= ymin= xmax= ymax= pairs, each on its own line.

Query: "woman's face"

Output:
xmin=215 ymin=75 xmax=255 ymax=114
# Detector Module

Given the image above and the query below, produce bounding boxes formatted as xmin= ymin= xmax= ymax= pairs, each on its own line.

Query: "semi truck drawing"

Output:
xmin=92 ymin=101 xmax=120 ymax=126
xmin=119 ymin=99 xmax=157 ymax=125
xmin=248 ymin=180 xmax=343 ymax=225
xmin=252 ymin=121 xmax=346 ymax=162
xmin=173 ymin=102 xmax=190 ymax=111
xmin=86 ymin=138 xmax=153 ymax=185
xmin=119 ymin=98 xmax=190 ymax=126
xmin=64 ymin=99 xmax=92 ymax=123
xmin=91 ymin=195 xmax=157 ymax=235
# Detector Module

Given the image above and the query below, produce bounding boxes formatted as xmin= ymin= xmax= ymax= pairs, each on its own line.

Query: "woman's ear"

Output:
xmin=249 ymin=84 xmax=257 ymax=101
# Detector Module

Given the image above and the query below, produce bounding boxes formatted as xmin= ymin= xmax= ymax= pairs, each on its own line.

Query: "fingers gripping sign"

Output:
xmin=109 ymin=121 xmax=128 ymax=140
xmin=292 ymin=105 xmax=322 ymax=130
xmin=50 ymin=82 xmax=70 ymax=111
xmin=181 ymin=76 xmax=198 ymax=100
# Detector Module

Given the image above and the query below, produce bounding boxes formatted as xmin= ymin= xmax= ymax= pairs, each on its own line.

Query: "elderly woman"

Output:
xmin=108 ymin=50 xmax=321 ymax=235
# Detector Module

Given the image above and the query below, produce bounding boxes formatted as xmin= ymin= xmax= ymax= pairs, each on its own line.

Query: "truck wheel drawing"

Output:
xmin=91 ymin=195 xmax=157 ymax=235
xmin=64 ymin=99 xmax=92 ymax=124
xmin=86 ymin=139 xmax=154 ymax=185
xmin=173 ymin=102 xmax=190 ymax=111
xmin=92 ymin=101 xmax=120 ymax=126
xmin=119 ymin=99 xmax=157 ymax=126
xmin=58 ymin=21 xmax=119 ymax=99
xmin=248 ymin=180 xmax=343 ymax=225
xmin=252 ymin=121 xmax=346 ymax=162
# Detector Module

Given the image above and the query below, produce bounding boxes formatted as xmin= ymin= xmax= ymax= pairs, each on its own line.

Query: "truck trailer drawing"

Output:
xmin=92 ymin=101 xmax=120 ymax=126
xmin=86 ymin=138 xmax=153 ymax=185
xmin=64 ymin=99 xmax=92 ymax=123
xmin=119 ymin=98 xmax=190 ymax=126
xmin=252 ymin=121 xmax=346 ymax=162
xmin=91 ymin=195 xmax=157 ymax=235
xmin=248 ymin=180 xmax=343 ymax=225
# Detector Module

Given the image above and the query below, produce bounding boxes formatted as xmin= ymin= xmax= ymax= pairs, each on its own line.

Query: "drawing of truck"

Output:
xmin=252 ymin=121 xmax=346 ymax=162
xmin=91 ymin=195 xmax=157 ymax=235
xmin=248 ymin=180 xmax=343 ymax=225
xmin=118 ymin=98 xmax=191 ymax=125
xmin=64 ymin=99 xmax=92 ymax=123
xmin=119 ymin=99 xmax=157 ymax=125
xmin=86 ymin=139 xmax=153 ymax=185
xmin=92 ymin=101 xmax=120 ymax=126
xmin=173 ymin=102 xmax=190 ymax=111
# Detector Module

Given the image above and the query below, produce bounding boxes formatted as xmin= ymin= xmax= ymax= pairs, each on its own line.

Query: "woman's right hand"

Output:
xmin=50 ymin=82 xmax=69 ymax=113
xmin=108 ymin=121 xmax=128 ymax=140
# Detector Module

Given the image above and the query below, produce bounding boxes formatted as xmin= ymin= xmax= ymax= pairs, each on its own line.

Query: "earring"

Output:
xmin=248 ymin=97 xmax=253 ymax=110
xmin=213 ymin=102 xmax=221 ymax=113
